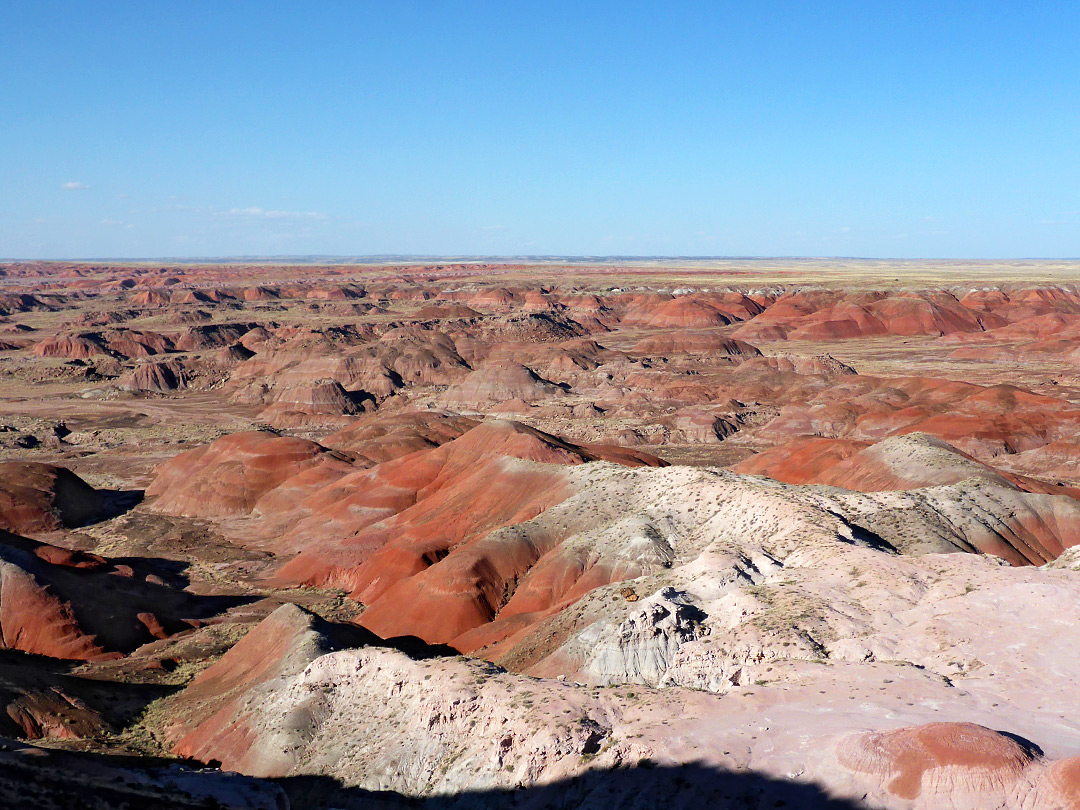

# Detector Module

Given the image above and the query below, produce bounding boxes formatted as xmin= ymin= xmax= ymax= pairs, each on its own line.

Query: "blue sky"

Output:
xmin=2 ymin=1 xmax=1078 ymax=259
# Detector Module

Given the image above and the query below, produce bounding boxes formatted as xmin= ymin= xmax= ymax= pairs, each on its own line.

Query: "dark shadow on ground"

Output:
xmin=0 ymin=528 xmax=258 ymax=653
xmin=91 ymin=487 xmax=145 ymax=525
xmin=279 ymin=763 xmax=873 ymax=810
xmin=381 ymin=634 xmax=461 ymax=659
xmin=0 ymin=741 xmax=874 ymax=810
xmin=0 ymin=649 xmax=177 ymax=740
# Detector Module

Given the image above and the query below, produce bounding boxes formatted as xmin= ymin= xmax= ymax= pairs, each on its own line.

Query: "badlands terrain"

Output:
xmin=1 ymin=257 xmax=1080 ymax=808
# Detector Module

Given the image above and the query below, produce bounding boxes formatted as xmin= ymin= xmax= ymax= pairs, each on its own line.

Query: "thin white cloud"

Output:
xmin=1039 ymin=212 xmax=1079 ymax=225
xmin=225 ymin=207 xmax=326 ymax=220
xmin=62 ymin=181 xmax=90 ymax=190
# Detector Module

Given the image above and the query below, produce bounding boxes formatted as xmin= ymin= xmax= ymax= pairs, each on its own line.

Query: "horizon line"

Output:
xmin=4 ymin=255 xmax=1080 ymax=264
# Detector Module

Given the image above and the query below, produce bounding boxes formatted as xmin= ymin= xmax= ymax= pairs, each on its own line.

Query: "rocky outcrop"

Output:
xmin=174 ymin=323 xmax=257 ymax=352
xmin=0 ymin=462 xmax=111 ymax=534
xmin=257 ymin=379 xmax=373 ymax=428
xmin=581 ymin=587 xmax=709 ymax=685
xmin=441 ymin=362 xmax=568 ymax=409
xmin=32 ymin=333 xmax=111 ymax=359
xmin=120 ymin=359 xmax=188 ymax=393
